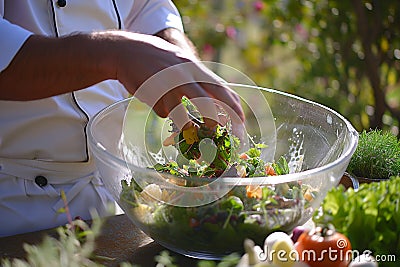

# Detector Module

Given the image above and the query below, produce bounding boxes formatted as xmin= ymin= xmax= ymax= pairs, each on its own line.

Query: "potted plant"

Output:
xmin=340 ymin=129 xmax=400 ymax=188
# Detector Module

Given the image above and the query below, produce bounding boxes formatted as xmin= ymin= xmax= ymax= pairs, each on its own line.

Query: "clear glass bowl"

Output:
xmin=87 ymin=84 xmax=358 ymax=260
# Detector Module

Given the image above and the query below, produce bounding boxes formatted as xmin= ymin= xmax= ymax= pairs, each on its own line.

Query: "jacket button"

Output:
xmin=57 ymin=0 xmax=67 ymax=7
xmin=35 ymin=176 xmax=48 ymax=187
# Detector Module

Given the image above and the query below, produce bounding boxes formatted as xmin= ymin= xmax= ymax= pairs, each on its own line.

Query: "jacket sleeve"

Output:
xmin=0 ymin=3 xmax=33 ymax=72
xmin=124 ymin=0 xmax=184 ymax=35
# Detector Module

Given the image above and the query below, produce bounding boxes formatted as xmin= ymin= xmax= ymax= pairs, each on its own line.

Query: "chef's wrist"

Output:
xmin=155 ymin=28 xmax=199 ymax=59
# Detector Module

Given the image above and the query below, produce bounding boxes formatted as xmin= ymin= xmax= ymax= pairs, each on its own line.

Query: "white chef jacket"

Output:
xmin=0 ymin=0 xmax=184 ymax=237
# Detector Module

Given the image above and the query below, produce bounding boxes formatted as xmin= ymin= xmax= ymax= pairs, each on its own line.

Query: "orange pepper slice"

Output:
xmin=246 ymin=185 xmax=263 ymax=199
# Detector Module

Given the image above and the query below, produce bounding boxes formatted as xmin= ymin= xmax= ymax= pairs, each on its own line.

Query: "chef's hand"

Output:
xmin=105 ymin=30 xmax=244 ymax=130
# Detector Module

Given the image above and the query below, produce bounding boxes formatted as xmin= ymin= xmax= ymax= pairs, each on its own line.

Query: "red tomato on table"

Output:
xmin=294 ymin=225 xmax=352 ymax=267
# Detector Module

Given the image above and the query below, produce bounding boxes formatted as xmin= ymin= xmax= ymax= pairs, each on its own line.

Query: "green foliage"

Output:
xmin=1 ymin=218 xmax=106 ymax=267
xmin=153 ymin=252 xmax=240 ymax=267
xmin=154 ymin=251 xmax=178 ymax=267
xmin=174 ymin=0 xmax=400 ymax=134
xmin=347 ymin=129 xmax=400 ymax=179
xmin=0 ymin=216 xmax=240 ymax=267
xmin=313 ymin=177 xmax=400 ymax=267
xmin=272 ymin=156 xmax=289 ymax=176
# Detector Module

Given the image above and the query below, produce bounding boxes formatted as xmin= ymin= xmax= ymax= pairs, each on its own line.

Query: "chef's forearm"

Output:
xmin=0 ymin=33 xmax=117 ymax=101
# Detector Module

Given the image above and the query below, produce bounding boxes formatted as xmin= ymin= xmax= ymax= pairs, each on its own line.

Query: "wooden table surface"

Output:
xmin=0 ymin=214 xmax=200 ymax=267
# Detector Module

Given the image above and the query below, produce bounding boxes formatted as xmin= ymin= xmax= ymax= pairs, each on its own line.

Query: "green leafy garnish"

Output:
xmin=156 ymin=97 xmax=293 ymax=179
xmin=221 ymin=196 xmax=244 ymax=229
xmin=272 ymin=156 xmax=289 ymax=176
xmin=160 ymin=97 xmax=241 ymax=177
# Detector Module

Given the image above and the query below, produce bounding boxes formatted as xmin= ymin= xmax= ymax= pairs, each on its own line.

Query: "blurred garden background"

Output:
xmin=174 ymin=0 xmax=400 ymax=135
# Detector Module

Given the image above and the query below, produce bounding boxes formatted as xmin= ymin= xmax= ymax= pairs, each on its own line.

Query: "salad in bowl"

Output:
xmin=87 ymin=84 xmax=358 ymax=259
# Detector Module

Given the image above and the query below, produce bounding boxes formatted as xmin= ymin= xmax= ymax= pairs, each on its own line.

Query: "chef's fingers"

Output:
xmin=191 ymin=63 xmax=245 ymax=123
xmin=199 ymin=81 xmax=245 ymax=124
xmin=182 ymin=84 xmax=220 ymax=129
xmin=151 ymin=90 xmax=191 ymax=131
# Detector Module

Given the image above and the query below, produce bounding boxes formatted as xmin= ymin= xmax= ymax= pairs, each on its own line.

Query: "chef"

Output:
xmin=0 ymin=0 xmax=244 ymax=237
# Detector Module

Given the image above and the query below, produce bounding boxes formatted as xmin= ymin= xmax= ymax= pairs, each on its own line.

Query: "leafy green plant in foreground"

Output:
xmin=1 ymin=218 xmax=105 ymax=267
xmin=313 ymin=176 xmax=400 ymax=267
xmin=346 ymin=129 xmax=400 ymax=179
xmin=0 ymin=216 xmax=240 ymax=267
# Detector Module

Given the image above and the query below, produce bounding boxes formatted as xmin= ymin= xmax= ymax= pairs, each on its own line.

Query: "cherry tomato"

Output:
xmin=265 ymin=164 xmax=276 ymax=176
xmin=239 ymin=153 xmax=250 ymax=160
xmin=294 ymin=225 xmax=352 ymax=267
